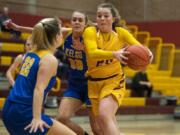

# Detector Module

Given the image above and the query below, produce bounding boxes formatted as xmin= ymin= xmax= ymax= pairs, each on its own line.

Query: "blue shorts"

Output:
xmin=2 ymin=100 xmax=53 ymax=135
xmin=63 ymin=78 xmax=91 ymax=105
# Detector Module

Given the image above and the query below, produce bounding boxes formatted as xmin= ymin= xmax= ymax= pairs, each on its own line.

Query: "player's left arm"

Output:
xmin=25 ymin=54 xmax=57 ymax=133
xmin=116 ymin=27 xmax=141 ymax=46
xmin=33 ymin=54 xmax=57 ymax=120
xmin=116 ymin=27 xmax=153 ymax=62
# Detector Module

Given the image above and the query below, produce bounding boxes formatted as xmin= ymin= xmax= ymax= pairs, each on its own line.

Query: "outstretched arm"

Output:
xmin=5 ymin=20 xmax=72 ymax=34
xmin=4 ymin=20 xmax=33 ymax=33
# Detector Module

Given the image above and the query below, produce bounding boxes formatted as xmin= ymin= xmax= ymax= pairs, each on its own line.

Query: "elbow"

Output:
xmin=6 ymin=71 xmax=10 ymax=78
xmin=34 ymin=90 xmax=44 ymax=99
xmin=6 ymin=72 xmax=8 ymax=78
xmin=88 ymin=53 xmax=99 ymax=59
xmin=87 ymin=50 xmax=99 ymax=59
xmin=88 ymin=52 xmax=96 ymax=58
xmin=34 ymin=86 xmax=44 ymax=96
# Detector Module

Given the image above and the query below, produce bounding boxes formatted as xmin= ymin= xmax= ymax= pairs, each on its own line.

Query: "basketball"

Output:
xmin=125 ymin=45 xmax=151 ymax=71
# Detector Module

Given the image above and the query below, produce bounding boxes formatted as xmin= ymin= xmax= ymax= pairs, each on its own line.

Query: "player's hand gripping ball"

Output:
xmin=125 ymin=45 xmax=152 ymax=71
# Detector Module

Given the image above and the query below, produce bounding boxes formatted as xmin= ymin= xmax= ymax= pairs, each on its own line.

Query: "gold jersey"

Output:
xmin=83 ymin=26 xmax=140 ymax=78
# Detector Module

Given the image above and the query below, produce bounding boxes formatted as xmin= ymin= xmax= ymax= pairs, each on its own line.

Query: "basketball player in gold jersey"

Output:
xmin=82 ymin=3 xmax=151 ymax=135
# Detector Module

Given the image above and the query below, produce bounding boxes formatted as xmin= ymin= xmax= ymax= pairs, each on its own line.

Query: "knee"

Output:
xmin=56 ymin=114 xmax=70 ymax=123
xmin=91 ymin=126 xmax=102 ymax=135
xmin=98 ymin=110 xmax=113 ymax=124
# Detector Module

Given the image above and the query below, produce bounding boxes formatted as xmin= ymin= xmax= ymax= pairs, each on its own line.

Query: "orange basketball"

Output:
xmin=125 ymin=45 xmax=151 ymax=71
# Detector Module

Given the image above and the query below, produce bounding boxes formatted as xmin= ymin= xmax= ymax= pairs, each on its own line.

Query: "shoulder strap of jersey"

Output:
xmin=34 ymin=50 xmax=52 ymax=58
xmin=62 ymin=30 xmax=72 ymax=46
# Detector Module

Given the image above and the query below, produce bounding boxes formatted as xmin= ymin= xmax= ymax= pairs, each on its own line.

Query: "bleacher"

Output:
xmin=124 ymin=19 xmax=180 ymax=106
xmin=0 ymin=32 xmax=30 ymax=114
xmin=0 ymin=19 xmax=179 ymax=116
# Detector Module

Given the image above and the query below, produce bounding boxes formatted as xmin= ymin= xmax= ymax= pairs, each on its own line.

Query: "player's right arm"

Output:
xmin=83 ymin=27 xmax=114 ymax=59
xmin=6 ymin=21 xmax=72 ymax=34
xmin=83 ymin=27 xmax=128 ymax=64
xmin=6 ymin=21 xmax=72 ymax=33
xmin=6 ymin=21 xmax=33 ymax=33
xmin=6 ymin=54 xmax=23 ymax=86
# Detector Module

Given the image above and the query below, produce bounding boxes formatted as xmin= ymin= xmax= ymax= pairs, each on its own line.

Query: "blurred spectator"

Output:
xmin=131 ymin=69 xmax=153 ymax=97
xmin=0 ymin=7 xmax=9 ymax=27
xmin=0 ymin=7 xmax=21 ymax=39
xmin=54 ymin=46 xmax=69 ymax=80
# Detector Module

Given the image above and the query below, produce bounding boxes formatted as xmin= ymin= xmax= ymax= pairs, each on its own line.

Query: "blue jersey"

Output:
xmin=7 ymin=50 xmax=56 ymax=105
xmin=63 ymin=33 xmax=91 ymax=105
xmin=64 ymin=33 xmax=87 ymax=80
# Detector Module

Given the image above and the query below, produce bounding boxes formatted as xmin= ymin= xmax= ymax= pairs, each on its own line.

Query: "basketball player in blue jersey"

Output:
xmin=6 ymin=36 xmax=32 ymax=86
xmin=2 ymin=18 xmax=76 ymax=135
xmin=5 ymin=12 xmax=101 ymax=135
xmin=57 ymin=11 xmax=101 ymax=135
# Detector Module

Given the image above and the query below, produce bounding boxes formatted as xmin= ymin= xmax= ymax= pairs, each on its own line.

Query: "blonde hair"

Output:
xmin=25 ymin=36 xmax=32 ymax=45
xmin=31 ymin=18 xmax=61 ymax=51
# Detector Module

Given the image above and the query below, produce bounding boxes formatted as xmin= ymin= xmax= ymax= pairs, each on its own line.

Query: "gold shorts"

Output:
xmin=88 ymin=74 xmax=126 ymax=115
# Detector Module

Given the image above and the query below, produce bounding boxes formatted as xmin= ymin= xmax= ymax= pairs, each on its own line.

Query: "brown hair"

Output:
xmin=72 ymin=10 xmax=94 ymax=26
xmin=98 ymin=3 xmax=122 ymax=28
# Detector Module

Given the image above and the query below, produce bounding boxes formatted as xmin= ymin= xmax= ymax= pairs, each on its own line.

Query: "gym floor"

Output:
xmin=0 ymin=109 xmax=180 ymax=135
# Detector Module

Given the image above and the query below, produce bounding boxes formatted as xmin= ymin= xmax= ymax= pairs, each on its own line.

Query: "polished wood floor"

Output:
xmin=1 ymin=114 xmax=180 ymax=135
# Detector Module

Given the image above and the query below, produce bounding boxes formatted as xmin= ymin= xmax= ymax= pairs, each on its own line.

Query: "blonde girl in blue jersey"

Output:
xmin=83 ymin=3 xmax=152 ymax=135
xmin=5 ymin=12 xmax=101 ymax=135
xmin=2 ymin=18 xmax=76 ymax=135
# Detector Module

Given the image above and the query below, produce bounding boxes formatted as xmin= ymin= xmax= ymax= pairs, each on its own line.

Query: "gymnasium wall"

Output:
xmin=1 ymin=0 xmax=180 ymax=22
xmin=129 ymin=21 xmax=180 ymax=48
xmin=118 ymin=0 xmax=180 ymax=22
xmin=1 ymin=0 xmax=180 ymax=47
xmin=0 ymin=0 xmax=104 ymax=20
